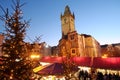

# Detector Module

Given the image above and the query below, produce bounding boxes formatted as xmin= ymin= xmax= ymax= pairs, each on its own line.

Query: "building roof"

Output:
xmin=101 ymin=43 xmax=120 ymax=48
xmin=64 ymin=5 xmax=71 ymax=15
xmin=81 ymin=34 xmax=91 ymax=37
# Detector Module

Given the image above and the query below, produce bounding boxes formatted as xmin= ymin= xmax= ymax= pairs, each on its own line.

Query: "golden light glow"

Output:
xmin=40 ymin=62 xmax=50 ymax=66
xmin=102 ymin=54 xmax=107 ymax=58
xmin=42 ymin=76 xmax=65 ymax=80
xmin=33 ymin=66 xmax=45 ymax=73
xmin=30 ymin=54 xmax=40 ymax=59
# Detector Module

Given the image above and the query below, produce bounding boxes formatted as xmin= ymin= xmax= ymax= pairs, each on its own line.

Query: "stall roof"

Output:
xmin=39 ymin=56 xmax=120 ymax=70
xmin=92 ymin=57 xmax=120 ymax=70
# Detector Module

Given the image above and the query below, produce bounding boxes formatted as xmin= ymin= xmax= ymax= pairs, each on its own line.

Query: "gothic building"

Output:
xmin=58 ymin=6 xmax=101 ymax=57
xmin=101 ymin=43 xmax=120 ymax=57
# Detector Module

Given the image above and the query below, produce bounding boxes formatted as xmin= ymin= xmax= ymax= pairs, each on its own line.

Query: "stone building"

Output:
xmin=51 ymin=46 xmax=59 ymax=56
xmin=58 ymin=5 xmax=101 ymax=57
xmin=30 ymin=42 xmax=51 ymax=57
xmin=101 ymin=43 xmax=120 ymax=57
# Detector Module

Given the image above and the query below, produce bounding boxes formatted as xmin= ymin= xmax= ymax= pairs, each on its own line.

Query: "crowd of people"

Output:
xmin=78 ymin=69 xmax=120 ymax=80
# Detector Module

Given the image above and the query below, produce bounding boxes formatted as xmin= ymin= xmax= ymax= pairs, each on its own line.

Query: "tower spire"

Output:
xmin=61 ymin=5 xmax=75 ymax=38
xmin=64 ymin=5 xmax=71 ymax=15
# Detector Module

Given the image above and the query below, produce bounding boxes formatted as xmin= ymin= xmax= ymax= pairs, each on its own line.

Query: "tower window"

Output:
xmin=70 ymin=35 xmax=74 ymax=40
xmin=72 ymin=49 xmax=75 ymax=53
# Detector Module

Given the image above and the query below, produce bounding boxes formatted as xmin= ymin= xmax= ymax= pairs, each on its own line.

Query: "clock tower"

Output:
xmin=61 ymin=5 xmax=75 ymax=38
xmin=58 ymin=6 xmax=101 ymax=57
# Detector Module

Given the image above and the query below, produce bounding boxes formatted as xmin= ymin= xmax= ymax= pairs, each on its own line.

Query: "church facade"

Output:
xmin=58 ymin=6 xmax=101 ymax=57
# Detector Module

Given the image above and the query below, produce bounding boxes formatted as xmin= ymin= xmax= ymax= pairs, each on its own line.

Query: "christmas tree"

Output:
xmin=0 ymin=0 xmax=33 ymax=79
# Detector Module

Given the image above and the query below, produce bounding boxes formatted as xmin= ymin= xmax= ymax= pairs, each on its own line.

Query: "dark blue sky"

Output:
xmin=0 ymin=0 xmax=120 ymax=46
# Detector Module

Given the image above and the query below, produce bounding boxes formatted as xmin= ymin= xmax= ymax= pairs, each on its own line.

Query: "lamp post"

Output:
xmin=30 ymin=54 xmax=40 ymax=59
xmin=30 ymin=53 xmax=41 ymax=80
xmin=30 ymin=53 xmax=41 ymax=68
xmin=30 ymin=53 xmax=40 ymax=67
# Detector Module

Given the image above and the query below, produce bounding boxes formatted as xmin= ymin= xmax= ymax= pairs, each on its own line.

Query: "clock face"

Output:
xmin=64 ymin=18 xmax=67 ymax=23
xmin=62 ymin=18 xmax=67 ymax=24
xmin=62 ymin=17 xmax=70 ymax=24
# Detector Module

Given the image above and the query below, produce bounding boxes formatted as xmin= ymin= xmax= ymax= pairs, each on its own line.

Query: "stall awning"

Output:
xmin=92 ymin=57 xmax=120 ymax=70
xmin=71 ymin=57 xmax=91 ymax=67
xmin=39 ymin=56 xmax=120 ymax=70
xmin=39 ymin=56 xmax=63 ymax=63
xmin=39 ymin=56 xmax=91 ymax=67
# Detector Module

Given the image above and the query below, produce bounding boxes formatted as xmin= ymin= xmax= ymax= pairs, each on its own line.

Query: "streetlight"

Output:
xmin=30 ymin=53 xmax=41 ymax=68
xmin=30 ymin=54 xmax=41 ymax=79
xmin=30 ymin=54 xmax=40 ymax=59
xmin=102 ymin=54 xmax=108 ymax=58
